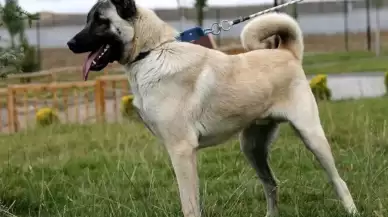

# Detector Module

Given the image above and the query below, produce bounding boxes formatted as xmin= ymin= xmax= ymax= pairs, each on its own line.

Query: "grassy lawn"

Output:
xmin=0 ymin=97 xmax=387 ymax=217
xmin=303 ymin=51 xmax=388 ymax=74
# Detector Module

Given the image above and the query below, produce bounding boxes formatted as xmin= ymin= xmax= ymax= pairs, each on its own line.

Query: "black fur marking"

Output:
xmin=110 ymin=0 xmax=137 ymax=20
xmin=87 ymin=1 xmax=111 ymax=23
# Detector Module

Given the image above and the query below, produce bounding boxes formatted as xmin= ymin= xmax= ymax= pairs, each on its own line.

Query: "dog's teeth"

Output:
xmin=92 ymin=60 xmax=96 ymax=65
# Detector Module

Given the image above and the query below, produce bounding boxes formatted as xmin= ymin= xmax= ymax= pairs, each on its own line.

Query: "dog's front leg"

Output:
xmin=166 ymin=139 xmax=201 ymax=217
xmin=167 ymin=144 xmax=200 ymax=217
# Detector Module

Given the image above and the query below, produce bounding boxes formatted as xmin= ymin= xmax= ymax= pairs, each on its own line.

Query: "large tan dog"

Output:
xmin=67 ymin=0 xmax=358 ymax=216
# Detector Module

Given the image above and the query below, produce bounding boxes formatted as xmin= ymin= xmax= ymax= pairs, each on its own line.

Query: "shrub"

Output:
xmin=385 ymin=72 xmax=388 ymax=94
xmin=35 ymin=107 xmax=59 ymax=127
xmin=120 ymin=95 xmax=135 ymax=118
xmin=20 ymin=37 xmax=40 ymax=73
xmin=310 ymin=74 xmax=332 ymax=101
xmin=0 ymin=46 xmax=25 ymax=78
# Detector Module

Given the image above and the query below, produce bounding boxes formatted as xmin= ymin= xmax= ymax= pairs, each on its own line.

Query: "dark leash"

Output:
xmin=175 ymin=0 xmax=304 ymax=43
xmin=133 ymin=0 xmax=304 ymax=63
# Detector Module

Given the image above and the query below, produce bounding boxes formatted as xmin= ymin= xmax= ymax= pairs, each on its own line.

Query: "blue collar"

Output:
xmin=132 ymin=27 xmax=209 ymax=63
xmin=175 ymin=27 xmax=209 ymax=43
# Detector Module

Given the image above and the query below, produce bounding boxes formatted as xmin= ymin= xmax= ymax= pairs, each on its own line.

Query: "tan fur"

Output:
xmin=116 ymin=6 xmax=358 ymax=217
xmin=241 ymin=12 xmax=304 ymax=60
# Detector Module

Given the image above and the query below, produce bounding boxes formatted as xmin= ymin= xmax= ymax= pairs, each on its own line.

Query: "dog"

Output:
xmin=67 ymin=0 xmax=359 ymax=216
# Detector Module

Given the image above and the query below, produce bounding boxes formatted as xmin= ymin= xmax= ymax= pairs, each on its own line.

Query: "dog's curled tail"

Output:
xmin=240 ymin=13 xmax=304 ymax=61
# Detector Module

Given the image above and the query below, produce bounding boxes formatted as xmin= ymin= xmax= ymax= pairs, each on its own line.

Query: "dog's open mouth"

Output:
xmin=82 ymin=44 xmax=113 ymax=81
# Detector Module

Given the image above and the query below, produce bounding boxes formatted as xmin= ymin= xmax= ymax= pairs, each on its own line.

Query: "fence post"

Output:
xmin=121 ymin=80 xmax=129 ymax=95
xmin=365 ymin=0 xmax=372 ymax=51
xmin=50 ymin=72 xmax=56 ymax=83
xmin=7 ymin=87 xmax=18 ymax=133
xmin=344 ymin=0 xmax=349 ymax=51
xmin=216 ymin=8 xmax=221 ymax=47
xmin=95 ymin=79 xmax=106 ymax=122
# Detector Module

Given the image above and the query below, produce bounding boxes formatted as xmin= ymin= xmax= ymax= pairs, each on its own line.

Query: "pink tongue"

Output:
xmin=82 ymin=46 xmax=104 ymax=81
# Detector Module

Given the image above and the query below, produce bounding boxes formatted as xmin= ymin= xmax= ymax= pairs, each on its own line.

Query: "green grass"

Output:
xmin=0 ymin=97 xmax=387 ymax=217
xmin=303 ymin=51 xmax=380 ymax=65
xmin=303 ymin=51 xmax=388 ymax=74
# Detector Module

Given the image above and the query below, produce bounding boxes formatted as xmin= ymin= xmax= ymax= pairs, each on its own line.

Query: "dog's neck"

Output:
xmin=130 ymin=50 xmax=151 ymax=64
xmin=128 ymin=7 xmax=178 ymax=63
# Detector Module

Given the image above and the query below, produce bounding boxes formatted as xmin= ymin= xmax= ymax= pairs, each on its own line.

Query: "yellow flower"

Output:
xmin=121 ymin=95 xmax=134 ymax=104
xmin=36 ymin=107 xmax=59 ymax=126
xmin=310 ymin=74 xmax=327 ymax=87
xmin=310 ymin=74 xmax=331 ymax=101
xmin=121 ymin=95 xmax=135 ymax=117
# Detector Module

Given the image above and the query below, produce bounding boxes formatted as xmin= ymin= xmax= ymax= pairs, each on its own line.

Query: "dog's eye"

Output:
xmin=98 ymin=17 xmax=109 ymax=26
xmin=94 ymin=12 xmax=109 ymax=26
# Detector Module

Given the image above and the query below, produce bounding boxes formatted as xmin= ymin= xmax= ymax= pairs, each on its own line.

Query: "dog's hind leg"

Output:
xmin=240 ymin=121 xmax=280 ymax=217
xmin=279 ymin=84 xmax=358 ymax=215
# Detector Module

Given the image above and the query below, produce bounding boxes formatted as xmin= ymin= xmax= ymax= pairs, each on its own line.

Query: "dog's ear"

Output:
xmin=111 ymin=0 xmax=137 ymax=20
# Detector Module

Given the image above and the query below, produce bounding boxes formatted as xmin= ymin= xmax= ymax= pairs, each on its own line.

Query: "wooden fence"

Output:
xmin=1 ymin=74 xmax=130 ymax=134
xmin=0 ymin=47 xmax=244 ymax=134
xmin=0 ymin=66 xmax=122 ymax=87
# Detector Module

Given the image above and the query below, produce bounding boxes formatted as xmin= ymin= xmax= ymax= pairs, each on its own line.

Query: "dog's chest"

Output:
xmin=128 ymin=74 xmax=162 ymax=137
xmin=131 ymin=97 xmax=162 ymax=138
xmin=128 ymin=70 xmax=186 ymax=138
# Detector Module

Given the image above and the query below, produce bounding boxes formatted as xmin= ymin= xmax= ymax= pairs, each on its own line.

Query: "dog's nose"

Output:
xmin=67 ymin=39 xmax=77 ymax=51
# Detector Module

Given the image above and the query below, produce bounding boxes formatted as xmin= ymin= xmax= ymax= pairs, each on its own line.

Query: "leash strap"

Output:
xmin=205 ymin=0 xmax=304 ymax=35
xmin=176 ymin=0 xmax=303 ymax=42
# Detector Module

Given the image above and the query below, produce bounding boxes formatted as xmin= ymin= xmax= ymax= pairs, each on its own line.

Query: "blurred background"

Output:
xmin=0 ymin=2 xmax=388 ymax=216
xmin=1 ymin=0 xmax=387 ymax=70
xmin=0 ymin=0 xmax=388 ymax=133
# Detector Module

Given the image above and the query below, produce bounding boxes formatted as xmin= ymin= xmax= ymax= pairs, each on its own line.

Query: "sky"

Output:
xmin=0 ymin=0 xmax=332 ymax=14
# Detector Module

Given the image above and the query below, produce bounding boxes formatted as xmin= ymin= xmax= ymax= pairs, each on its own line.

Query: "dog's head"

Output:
xmin=67 ymin=0 xmax=139 ymax=80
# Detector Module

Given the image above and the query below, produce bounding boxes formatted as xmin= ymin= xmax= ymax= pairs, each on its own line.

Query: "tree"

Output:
xmin=195 ymin=0 xmax=207 ymax=27
xmin=0 ymin=2 xmax=39 ymax=77
xmin=273 ymin=0 xmax=279 ymax=12
xmin=2 ymin=0 xmax=25 ymax=48
xmin=292 ymin=3 xmax=298 ymax=19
